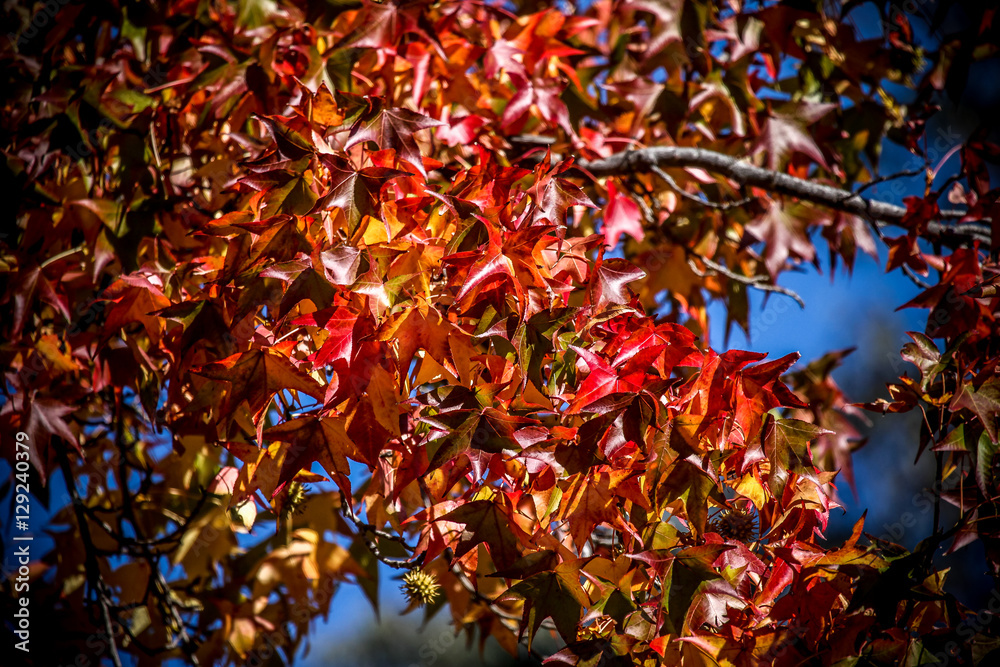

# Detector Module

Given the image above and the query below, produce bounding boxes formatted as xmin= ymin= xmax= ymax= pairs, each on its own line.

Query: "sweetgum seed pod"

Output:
xmin=401 ymin=569 xmax=441 ymax=606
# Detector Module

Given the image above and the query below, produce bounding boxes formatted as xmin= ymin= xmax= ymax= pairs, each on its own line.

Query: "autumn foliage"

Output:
xmin=3 ymin=0 xmax=1000 ymax=665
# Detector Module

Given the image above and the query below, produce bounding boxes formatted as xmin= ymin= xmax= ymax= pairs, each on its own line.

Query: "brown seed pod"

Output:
xmin=709 ymin=505 xmax=758 ymax=542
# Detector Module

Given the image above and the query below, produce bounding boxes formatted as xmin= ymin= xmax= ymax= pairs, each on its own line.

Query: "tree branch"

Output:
xmin=339 ymin=492 xmax=419 ymax=570
xmin=570 ymin=147 xmax=991 ymax=246
xmin=442 ymin=548 xmax=523 ymax=622
xmin=859 ymin=212 xmax=933 ymax=290
xmin=687 ymin=254 xmax=806 ymax=308
xmin=58 ymin=450 xmax=124 ymax=667
xmin=649 ymin=164 xmax=753 ymax=211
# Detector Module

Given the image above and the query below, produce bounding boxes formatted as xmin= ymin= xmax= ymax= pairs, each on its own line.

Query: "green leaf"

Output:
xmin=660 ymin=457 xmax=718 ymax=537
xmin=762 ymin=416 xmax=830 ymax=501
xmin=439 ymin=499 xmax=523 ymax=569
xmin=662 ymin=559 xmax=716 ymax=635
xmin=503 ymin=562 xmax=589 ymax=647
xmin=977 ymin=431 xmax=999 ymax=496
xmin=343 ymin=101 xmax=443 ymax=176
xmin=901 ymin=332 xmax=945 ymax=392
xmin=951 ymin=378 xmax=1000 ymax=443
xmin=932 ymin=424 xmax=968 ymax=452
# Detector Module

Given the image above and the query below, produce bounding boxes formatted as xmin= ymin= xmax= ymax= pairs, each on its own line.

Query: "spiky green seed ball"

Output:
xmin=284 ymin=481 xmax=309 ymax=515
xmin=401 ymin=569 xmax=440 ymax=606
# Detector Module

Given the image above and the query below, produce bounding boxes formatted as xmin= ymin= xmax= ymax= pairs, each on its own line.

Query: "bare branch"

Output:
xmin=854 ymin=168 xmax=926 ymax=195
xmin=339 ymin=492 xmax=419 ymax=570
xmin=58 ymin=450 xmax=125 ymax=667
xmin=901 ymin=265 xmax=932 ymax=290
xmin=687 ymin=255 xmax=806 ymax=308
xmin=443 ymin=548 xmax=523 ymax=622
xmin=572 ymin=147 xmax=990 ymax=246
xmin=649 ymin=164 xmax=754 ymax=211
xmin=859 ymin=212 xmax=933 ymax=290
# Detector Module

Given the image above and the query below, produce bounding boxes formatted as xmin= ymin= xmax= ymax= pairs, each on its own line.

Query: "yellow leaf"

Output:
xmin=367 ymin=365 xmax=401 ymax=436
xmin=734 ymin=473 xmax=766 ymax=509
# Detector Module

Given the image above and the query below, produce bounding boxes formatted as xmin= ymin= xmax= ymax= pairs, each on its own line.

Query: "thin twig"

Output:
xmin=149 ymin=123 xmax=162 ymax=168
xmin=339 ymin=492 xmax=415 ymax=547
xmin=628 ymin=179 xmax=658 ymax=225
xmin=901 ymin=265 xmax=932 ymax=290
xmin=152 ymin=568 xmax=202 ymax=665
xmin=650 ymin=164 xmax=754 ymax=211
xmin=933 ymin=453 xmax=942 ymax=537
xmin=58 ymin=450 xmax=125 ymax=667
xmin=854 ymin=168 xmax=925 ymax=195
xmin=339 ymin=492 xmax=419 ymax=569
xmin=105 ymin=399 xmax=203 ymax=664
xmin=440 ymin=550 xmax=547 ymax=663
xmin=687 ymin=255 xmax=806 ymax=308
xmin=860 ymin=213 xmax=933 ymax=290
xmin=443 ymin=548 xmax=524 ymax=622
